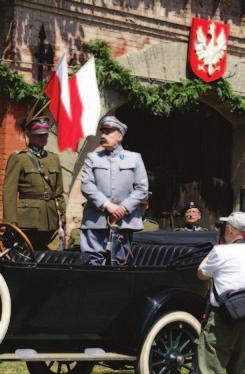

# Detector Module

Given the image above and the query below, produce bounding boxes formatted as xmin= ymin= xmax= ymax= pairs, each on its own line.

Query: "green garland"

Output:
xmin=0 ymin=39 xmax=244 ymax=116
xmin=0 ymin=63 xmax=46 ymax=106
xmin=84 ymin=40 xmax=245 ymax=115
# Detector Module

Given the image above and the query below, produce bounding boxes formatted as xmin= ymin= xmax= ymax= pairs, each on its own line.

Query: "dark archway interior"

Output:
xmin=116 ymin=103 xmax=233 ymax=229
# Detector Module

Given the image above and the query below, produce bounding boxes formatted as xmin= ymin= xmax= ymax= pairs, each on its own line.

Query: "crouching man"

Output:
xmin=197 ymin=211 xmax=245 ymax=374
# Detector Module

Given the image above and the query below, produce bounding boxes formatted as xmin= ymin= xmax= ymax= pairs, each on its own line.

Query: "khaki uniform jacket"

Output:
xmin=143 ymin=219 xmax=159 ymax=232
xmin=3 ymin=149 xmax=65 ymax=231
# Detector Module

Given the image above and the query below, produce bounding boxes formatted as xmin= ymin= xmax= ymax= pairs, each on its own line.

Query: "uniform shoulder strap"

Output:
xmin=26 ymin=151 xmax=42 ymax=171
xmin=25 ymin=151 xmax=55 ymax=192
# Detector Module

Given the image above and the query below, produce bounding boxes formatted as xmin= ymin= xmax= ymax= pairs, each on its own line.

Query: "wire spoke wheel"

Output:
xmin=138 ymin=312 xmax=201 ymax=374
xmin=150 ymin=321 xmax=196 ymax=373
xmin=46 ymin=360 xmax=80 ymax=373
xmin=26 ymin=361 xmax=94 ymax=374
xmin=0 ymin=222 xmax=34 ymax=261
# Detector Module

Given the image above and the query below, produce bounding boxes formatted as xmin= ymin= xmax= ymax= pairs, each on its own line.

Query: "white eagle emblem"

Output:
xmin=194 ymin=23 xmax=227 ymax=76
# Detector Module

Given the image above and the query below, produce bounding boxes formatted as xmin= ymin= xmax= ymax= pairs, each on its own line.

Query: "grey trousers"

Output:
xmin=80 ymin=228 xmax=133 ymax=265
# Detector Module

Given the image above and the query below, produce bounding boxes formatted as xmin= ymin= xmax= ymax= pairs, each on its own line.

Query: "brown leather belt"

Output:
xmin=19 ymin=192 xmax=56 ymax=201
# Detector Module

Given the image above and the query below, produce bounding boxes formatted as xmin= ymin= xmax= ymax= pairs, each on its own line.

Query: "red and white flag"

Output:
xmin=45 ymin=52 xmax=74 ymax=151
xmin=45 ymin=55 xmax=101 ymax=151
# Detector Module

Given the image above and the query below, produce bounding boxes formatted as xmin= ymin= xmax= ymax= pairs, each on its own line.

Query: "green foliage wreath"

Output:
xmin=0 ymin=39 xmax=244 ymax=116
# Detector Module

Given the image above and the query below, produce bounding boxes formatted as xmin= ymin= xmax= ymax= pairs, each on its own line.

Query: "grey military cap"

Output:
xmin=99 ymin=116 xmax=127 ymax=136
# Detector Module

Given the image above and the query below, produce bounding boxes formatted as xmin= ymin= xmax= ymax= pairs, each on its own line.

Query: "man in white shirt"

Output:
xmin=197 ymin=211 xmax=245 ymax=374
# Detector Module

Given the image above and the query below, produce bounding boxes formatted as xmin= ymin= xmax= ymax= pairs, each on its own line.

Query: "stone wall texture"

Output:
xmin=0 ymin=0 xmax=244 ymax=84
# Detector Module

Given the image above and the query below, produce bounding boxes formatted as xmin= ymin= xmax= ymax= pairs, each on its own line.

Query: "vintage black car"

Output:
xmin=0 ymin=223 xmax=216 ymax=374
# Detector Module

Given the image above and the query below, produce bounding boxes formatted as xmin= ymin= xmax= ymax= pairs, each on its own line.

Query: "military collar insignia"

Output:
xmin=28 ymin=145 xmax=47 ymax=158
xmin=185 ymin=223 xmax=201 ymax=231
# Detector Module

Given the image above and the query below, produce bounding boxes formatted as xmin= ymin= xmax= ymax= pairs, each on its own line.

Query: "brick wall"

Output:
xmin=0 ymin=0 xmax=243 ymax=81
xmin=0 ymin=100 xmax=26 ymax=220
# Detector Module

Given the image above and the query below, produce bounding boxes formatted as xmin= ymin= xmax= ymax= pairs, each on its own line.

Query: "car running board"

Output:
xmin=0 ymin=349 xmax=136 ymax=362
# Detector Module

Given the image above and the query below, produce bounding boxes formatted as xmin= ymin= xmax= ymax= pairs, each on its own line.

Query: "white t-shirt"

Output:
xmin=199 ymin=242 xmax=245 ymax=306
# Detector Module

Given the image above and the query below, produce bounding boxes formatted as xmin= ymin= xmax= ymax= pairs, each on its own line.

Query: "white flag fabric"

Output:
xmin=69 ymin=56 xmax=101 ymax=139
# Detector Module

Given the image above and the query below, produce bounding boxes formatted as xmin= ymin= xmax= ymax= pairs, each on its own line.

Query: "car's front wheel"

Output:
xmin=0 ymin=273 xmax=11 ymax=344
xmin=138 ymin=311 xmax=201 ymax=374
xmin=26 ymin=361 xmax=94 ymax=374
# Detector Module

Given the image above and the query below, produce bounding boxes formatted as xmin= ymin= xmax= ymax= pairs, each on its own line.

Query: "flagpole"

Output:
xmin=31 ymin=99 xmax=51 ymax=119
xmin=78 ymin=137 xmax=89 ymax=155
xmin=25 ymin=91 xmax=48 ymax=124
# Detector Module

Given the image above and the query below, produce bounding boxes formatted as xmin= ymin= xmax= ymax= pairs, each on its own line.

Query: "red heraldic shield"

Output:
xmin=188 ymin=18 xmax=230 ymax=83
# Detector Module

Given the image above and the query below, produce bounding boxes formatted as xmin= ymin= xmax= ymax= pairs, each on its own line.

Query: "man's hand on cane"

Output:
xmin=105 ymin=202 xmax=126 ymax=221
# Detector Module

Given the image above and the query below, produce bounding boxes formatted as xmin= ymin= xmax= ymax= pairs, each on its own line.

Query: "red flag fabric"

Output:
xmin=45 ymin=53 xmax=76 ymax=151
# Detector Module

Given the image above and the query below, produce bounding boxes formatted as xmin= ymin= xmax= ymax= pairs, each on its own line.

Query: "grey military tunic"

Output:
xmin=80 ymin=145 xmax=148 ymax=264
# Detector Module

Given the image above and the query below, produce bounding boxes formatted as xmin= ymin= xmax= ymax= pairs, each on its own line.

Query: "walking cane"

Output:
xmin=58 ymin=218 xmax=65 ymax=251
xmin=105 ymin=216 xmax=119 ymax=265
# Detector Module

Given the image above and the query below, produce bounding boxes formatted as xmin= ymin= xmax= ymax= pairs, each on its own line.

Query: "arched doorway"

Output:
xmin=116 ymin=103 xmax=233 ymax=229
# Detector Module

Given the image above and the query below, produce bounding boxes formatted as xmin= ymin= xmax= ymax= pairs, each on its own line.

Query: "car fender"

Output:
xmin=125 ymin=288 xmax=206 ymax=352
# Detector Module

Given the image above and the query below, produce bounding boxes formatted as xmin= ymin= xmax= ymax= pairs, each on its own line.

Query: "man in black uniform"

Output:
xmin=175 ymin=201 xmax=207 ymax=231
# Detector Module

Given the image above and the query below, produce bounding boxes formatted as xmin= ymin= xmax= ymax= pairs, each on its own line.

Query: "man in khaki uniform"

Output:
xmin=67 ymin=217 xmax=81 ymax=249
xmin=139 ymin=193 xmax=159 ymax=232
xmin=3 ymin=117 xmax=65 ymax=251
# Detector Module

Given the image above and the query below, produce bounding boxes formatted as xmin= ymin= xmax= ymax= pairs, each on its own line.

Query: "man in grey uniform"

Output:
xmin=80 ymin=116 xmax=148 ymax=265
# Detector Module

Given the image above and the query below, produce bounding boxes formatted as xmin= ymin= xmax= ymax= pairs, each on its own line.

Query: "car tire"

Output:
xmin=138 ymin=311 xmax=201 ymax=374
xmin=26 ymin=361 xmax=94 ymax=374
xmin=0 ymin=273 xmax=11 ymax=344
